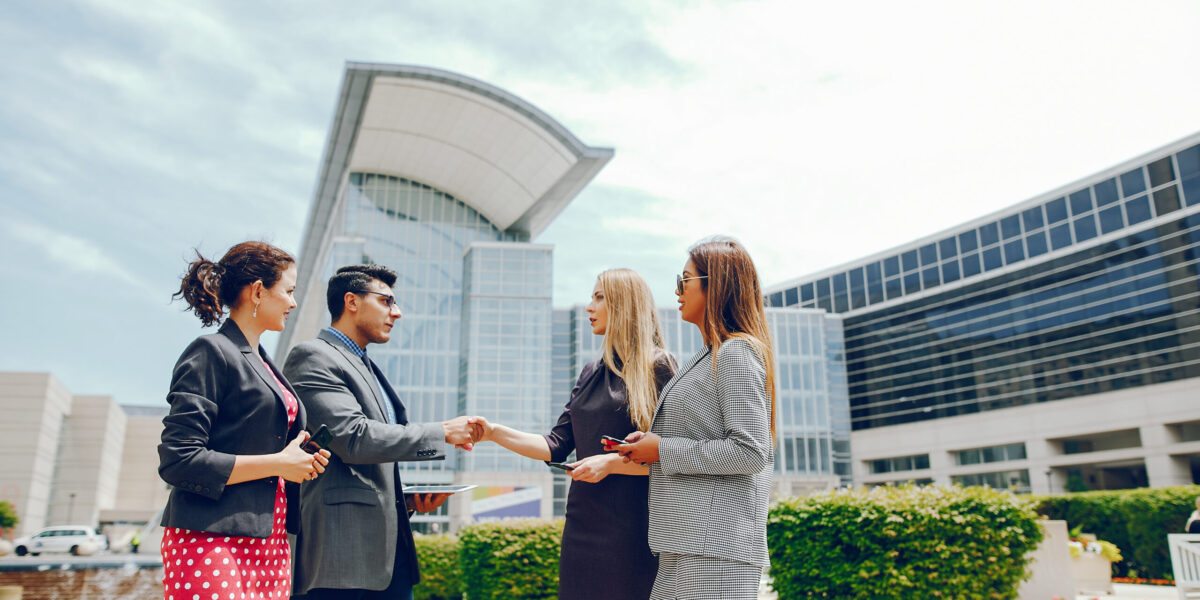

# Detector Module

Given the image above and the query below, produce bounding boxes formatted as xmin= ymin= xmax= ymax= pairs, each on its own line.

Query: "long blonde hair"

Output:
xmin=597 ymin=268 xmax=668 ymax=432
xmin=687 ymin=236 xmax=777 ymax=440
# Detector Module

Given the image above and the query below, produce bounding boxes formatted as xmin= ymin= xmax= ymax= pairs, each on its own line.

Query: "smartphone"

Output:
xmin=601 ymin=434 xmax=627 ymax=448
xmin=545 ymin=461 xmax=575 ymax=471
xmin=303 ymin=424 xmax=332 ymax=454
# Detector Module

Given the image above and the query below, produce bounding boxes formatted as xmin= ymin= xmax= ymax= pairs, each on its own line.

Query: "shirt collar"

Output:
xmin=325 ymin=327 xmax=367 ymax=358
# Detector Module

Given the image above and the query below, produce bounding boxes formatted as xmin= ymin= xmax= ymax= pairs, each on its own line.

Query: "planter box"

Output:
xmin=1072 ymin=552 xmax=1113 ymax=596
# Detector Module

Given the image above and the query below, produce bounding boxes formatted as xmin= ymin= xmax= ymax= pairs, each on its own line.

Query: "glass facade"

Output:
xmin=459 ymin=243 xmax=554 ymax=473
xmin=765 ymin=140 xmax=1200 ymax=433
xmin=328 ymin=173 xmax=528 ymax=478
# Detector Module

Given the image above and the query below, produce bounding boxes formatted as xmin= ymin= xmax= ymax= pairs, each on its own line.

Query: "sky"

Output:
xmin=2 ymin=0 xmax=1199 ymax=406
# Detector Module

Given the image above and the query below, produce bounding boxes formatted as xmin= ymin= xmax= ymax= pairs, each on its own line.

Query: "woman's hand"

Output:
xmin=569 ymin=453 xmax=622 ymax=483
xmin=278 ymin=432 xmax=327 ymax=483
xmin=617 ymin=431 xmax=661 ymax=465
xmin=467 ymin=416 xmax=493 ymax=443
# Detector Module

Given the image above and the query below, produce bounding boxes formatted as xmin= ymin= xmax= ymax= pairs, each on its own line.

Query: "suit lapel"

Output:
xmin=219 ymin=320 xmax=284 ymax=407
xmin=316 ymin=330 xmax=390 ymax=421
xmin=652 ymin=345 xmax=710 ymax=425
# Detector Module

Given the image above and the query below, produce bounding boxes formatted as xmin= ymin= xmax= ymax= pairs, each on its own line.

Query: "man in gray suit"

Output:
xmin=283 ymin=264 xmax=478 ymax=600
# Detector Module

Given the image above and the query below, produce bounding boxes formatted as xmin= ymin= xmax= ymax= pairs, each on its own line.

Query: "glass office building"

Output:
xmin=766 ymin=132 xmax=1200 ymax=492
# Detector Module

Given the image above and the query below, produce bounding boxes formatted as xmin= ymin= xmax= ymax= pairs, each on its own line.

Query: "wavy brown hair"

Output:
xmin=688 ymin=236 xmax=777 ymax=439
xmin=174 ymin=241 xmax=295 ymax=327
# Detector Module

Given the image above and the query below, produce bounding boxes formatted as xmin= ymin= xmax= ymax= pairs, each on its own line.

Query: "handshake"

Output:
xmin=441 ymin=415 xmax=493 ymax=451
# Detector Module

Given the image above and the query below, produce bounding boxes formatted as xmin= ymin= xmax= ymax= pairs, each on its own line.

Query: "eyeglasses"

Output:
xmin=676 ymin=274 xmax=707 ymax=295
xmin=352 ymin=289 xmax=397 ymax=308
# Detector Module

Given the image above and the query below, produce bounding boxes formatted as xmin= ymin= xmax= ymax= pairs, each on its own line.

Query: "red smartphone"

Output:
xmin=601 ymin=435 xmax=627 ymax=450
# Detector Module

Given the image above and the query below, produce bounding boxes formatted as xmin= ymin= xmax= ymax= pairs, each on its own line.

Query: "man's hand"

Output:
xmin=408 ymin=492 xmax=451 ymax=513
xmin=617 ymin=431 xmax=661 ymax=465
xmin=443 ymin=416 xmax=475 ymax=450
xmin=467 ymin=416 xmax=491 ymax=443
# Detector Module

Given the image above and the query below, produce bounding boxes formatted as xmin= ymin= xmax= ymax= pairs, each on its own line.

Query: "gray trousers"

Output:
xmin=650 ymin=552 xmax=763 ymax=600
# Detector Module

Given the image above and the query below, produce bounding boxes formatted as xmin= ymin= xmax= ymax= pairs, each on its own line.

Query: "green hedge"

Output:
xmin=458 ymin=518 xmax=563 ymax=600
xmin=413 ymin=532 xmax=463 ymax=600
xmin=768 ymin=485 xmax=1044 ymax=599
xmin=1034 ymin=485 xmax=1200 ymax=580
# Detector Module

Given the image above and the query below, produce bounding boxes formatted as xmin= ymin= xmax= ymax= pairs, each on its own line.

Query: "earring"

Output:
xmin=253 ymin=302 xmax=259 ymax=318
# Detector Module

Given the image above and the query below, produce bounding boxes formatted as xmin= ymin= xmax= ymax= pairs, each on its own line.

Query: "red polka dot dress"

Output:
xmin=161 ymin=359 xmax=298 ymax=600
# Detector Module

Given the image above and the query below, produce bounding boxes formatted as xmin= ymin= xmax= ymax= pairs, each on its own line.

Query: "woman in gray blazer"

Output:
xmin=158 ymin=241 xmax=330 ymax=600
xmin=618 ymin=236 xmax=776 ymax=600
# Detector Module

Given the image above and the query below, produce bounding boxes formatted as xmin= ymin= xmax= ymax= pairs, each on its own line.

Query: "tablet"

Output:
xmin=401 ymin=484 xmax=477 ymax=495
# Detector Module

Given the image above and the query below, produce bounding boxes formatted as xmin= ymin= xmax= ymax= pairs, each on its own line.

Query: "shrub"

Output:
xmin=458 ymin=518 xmax=563 ymax=600
xmin=413 ymin=533 xmax=462 ymax=600
xmin=0 ymin=501 xmax=17 ymax=530
xmin=768 ymin=485 xmax=1044 ymax=599
xmin=1035 ymin=485 xmax=1200 ymax=579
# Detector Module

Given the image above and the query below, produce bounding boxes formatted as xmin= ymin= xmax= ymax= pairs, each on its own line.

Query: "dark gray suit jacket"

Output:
xmin=283 ymin=329 xmax=445 ymax=594
xmin=158 ymin=319 xmax=307 ymax=537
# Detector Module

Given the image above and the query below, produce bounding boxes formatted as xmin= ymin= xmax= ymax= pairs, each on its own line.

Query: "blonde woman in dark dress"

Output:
xmin=471 ymin=268 xmax=676 ymax=600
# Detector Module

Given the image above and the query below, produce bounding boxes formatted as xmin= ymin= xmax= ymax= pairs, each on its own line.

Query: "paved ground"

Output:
xmin=756 ymin=582 xmax=1182 ymax=599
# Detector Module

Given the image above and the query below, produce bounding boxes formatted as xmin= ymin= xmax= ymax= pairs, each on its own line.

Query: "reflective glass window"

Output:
xmin=866 ymin=262 xmax=882 ymax=283
xmin=1124 ymin=196 xmax=1152 ymax=226
xmin=1022 ymin=206 xmax=1045 ymax=230
xmin=1094 ymin=178 xmax=1119 ymax=207
xmin=1098 ymin=205 xmax=1124 ymax=234
xmin=939 ymin=237 xmax=958 ymax=259
xmin=1026 ymin=230 xmax=1048 ymax=257
xmin=768 ymin=292 xmax=784 ymax=307
xmin=982 ymin=246 xmax=1003 ymax=271
xmin=1073 ymin=213 xmax=1098 ymax=242
xmin=922 ymin=266 xmax=939 ymax=288
xmin=1154 ymin=186 xmax=1181 ymax=215
xmin=1184 ymin=176 xmax=1200 ymax=207
xmin=800 ymin=283 xmax=814 ymax=303
xmin=868 ymin=279 xmax=884 ymax=304
xmin=1003 ymin=239 xmax=1024 ymax=263
xmin=979 ymin=222 xmax=1000 ymax=246
xmin=784 ymin=287 xmax=799 ymax=306
xmin=961 ymin=253 xmax=981 ymax=277
xmin=901 ymin=250 xmax=918 ymax=272
xmin=1069 ymin=189 xmax=1093 ymax=215
xmin=1121 ymin=167 xmax=1147 ymax=197
xmin=833 ymin=272 xmax=847 ymax=295
xmin=919 ymin=243 xmax=938 ymax=266
xmin=1148 ymin=156 xmax=1176 ymax=187
xmin=903 ymin=272 xmax=921 ymax=294
xmin=1179 ymin=144 xmax=1200 ymax=178
xmin=885 ymin=277 xmax=902 ymax=300
xmin=959 ymin=230 xmax=979 ymax=252
xmin=1049 ymin=223 xmax=1072 ymax=249
xmin=1001 ymin=215 xmax=1022 ymax=239
xmin=1046 ymin=197 xmax=1068 ymax=223
xmin=942 ymin=260 xmax=960 ymax=283
xmin=884 ymin=256 xmax=900 ymax=277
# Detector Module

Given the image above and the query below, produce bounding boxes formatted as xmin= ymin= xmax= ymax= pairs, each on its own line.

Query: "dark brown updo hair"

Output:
xmin=174 ymin=241 xmax=295 ymax=327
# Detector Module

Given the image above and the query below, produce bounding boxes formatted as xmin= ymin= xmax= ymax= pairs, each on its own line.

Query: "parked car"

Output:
xmin=14 ymin=526 xmax=105 ymax=556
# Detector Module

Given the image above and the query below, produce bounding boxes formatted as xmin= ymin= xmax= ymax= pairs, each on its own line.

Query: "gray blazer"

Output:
xmin=647 ymin=338 xmax=774 ymax=567
xmin=282 ymin=330 xmax=445 ymax=594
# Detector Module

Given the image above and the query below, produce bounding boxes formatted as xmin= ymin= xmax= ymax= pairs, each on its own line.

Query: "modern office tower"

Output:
xmin=766 ymin=132 xmax=1200 ymax=493
xmin=552 ymin=306 xmax=851 ymax=498
xmin=278 ymin=63 xmax=612 ymax=531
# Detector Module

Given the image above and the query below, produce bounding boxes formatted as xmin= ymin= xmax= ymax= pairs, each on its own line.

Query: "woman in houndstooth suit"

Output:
xmin=618 ymin=236 xmax=776 ymax=600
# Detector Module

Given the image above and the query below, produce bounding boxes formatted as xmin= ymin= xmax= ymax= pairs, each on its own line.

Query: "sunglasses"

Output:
xmin=675 ymin=274 xmax=707 ymax=295
xmin=353 ymin=289 xmax=397 ymax=308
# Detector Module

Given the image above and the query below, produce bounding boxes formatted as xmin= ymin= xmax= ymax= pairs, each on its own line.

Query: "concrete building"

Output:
xmin=766 ymin=131 xmax=1200 ymax=494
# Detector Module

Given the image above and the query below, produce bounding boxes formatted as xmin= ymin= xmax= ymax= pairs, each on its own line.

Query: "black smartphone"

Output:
xmin=546 ymin=461 xmax=575 ymax=471
xmin=303 ymin=424 xmax=332 ymax=454
xmin=600 ymin=435 xmax=627 ymax=447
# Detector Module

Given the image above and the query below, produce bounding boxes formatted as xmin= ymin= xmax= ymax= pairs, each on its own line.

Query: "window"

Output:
xmin=868 ymin=454 xmax=930 ymax=474
xmin=951 ymin=469 xmax=1031 ymax=493
xmin=954 ymin=443 xmax=1026 ymax=465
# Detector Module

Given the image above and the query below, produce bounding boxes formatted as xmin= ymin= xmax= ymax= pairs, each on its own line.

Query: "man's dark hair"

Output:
xmin=326 ymin=264 xmax=398 ymax=321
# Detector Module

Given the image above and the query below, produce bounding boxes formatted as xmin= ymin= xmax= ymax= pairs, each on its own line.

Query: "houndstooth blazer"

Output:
xmin=648 ymin=337 xmax=774 ymax=567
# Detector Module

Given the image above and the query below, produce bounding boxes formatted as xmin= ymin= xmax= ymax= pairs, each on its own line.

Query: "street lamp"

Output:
xmin=1044 ymin=469 xmax=1052 ymax=494
xmin=67 ymin=493 xmax=76 ymax=524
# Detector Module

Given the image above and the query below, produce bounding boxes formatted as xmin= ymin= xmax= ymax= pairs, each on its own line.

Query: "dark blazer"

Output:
xmin=283 ymin=330 xmax=445 ymax=595
xmin=158 ymin=319 xmax=307 ymax=537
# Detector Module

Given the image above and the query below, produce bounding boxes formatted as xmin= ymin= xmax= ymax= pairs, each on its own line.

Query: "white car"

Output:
xmin=14 ymin=526 xmax=105 ymax=556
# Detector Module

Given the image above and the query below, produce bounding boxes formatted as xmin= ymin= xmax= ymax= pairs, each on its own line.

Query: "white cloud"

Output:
xmin=3 ymin=217 xmax=159 ymax=297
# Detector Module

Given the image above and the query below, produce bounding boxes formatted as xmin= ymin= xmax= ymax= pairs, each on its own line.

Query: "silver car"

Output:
xmin=14 ymin=525 xmax=105 ymax=556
